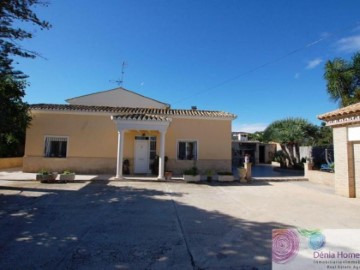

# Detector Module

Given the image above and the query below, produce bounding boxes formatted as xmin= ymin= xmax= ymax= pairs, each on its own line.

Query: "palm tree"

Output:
xmin=324 ymin=52 xmax=360 ymax=107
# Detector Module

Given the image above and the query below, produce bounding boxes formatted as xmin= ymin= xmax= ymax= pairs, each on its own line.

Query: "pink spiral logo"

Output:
xmin=272 ymin=229 xmax=300 ymax=264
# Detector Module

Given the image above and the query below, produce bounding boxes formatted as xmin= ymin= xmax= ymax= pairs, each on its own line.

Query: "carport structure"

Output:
xmin=319 ymin=102 xmax=360 ymax=198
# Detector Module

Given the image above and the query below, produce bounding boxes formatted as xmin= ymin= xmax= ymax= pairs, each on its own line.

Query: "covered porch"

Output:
xmin=111 ymin=114 xmax=172 ymax=180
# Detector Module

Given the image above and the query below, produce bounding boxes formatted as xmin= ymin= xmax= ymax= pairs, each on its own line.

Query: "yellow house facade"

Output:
xmin=23 ymin=88 xmax=236 ymax=179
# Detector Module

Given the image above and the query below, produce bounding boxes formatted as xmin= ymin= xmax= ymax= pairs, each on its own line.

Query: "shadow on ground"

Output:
xmin=0 ymin=181 xmax=289 ymax=269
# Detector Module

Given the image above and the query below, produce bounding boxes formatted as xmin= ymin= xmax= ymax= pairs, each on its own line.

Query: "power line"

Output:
xmin=171 ymin=22 xmax=360 ymax=106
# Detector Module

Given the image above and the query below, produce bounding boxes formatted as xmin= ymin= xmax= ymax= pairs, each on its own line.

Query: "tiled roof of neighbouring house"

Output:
xmin=318 ymin=102 xmax=360 ymax=121
xmin=30 ymin=104 xmax=237 ymax=119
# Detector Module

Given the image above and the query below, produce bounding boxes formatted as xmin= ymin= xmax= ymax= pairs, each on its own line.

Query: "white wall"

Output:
xmin=67 ymin=88 xmax=168 ymax=109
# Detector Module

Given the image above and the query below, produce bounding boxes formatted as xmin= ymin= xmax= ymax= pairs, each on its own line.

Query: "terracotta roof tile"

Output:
xmin=112 ymin=113 xmax=170 ymax=121
xmin=30 ymin=104 xmax=237 ymax=119
xmin=318 ymin=102 xmax=360 ymax=121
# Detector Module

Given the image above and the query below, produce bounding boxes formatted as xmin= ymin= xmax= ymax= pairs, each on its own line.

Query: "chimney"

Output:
xmin=191 ymin=106 xmax=197 ymax=110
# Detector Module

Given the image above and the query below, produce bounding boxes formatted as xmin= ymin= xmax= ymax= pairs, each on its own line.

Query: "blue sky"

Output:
xmin=15 ymin=0 xmax=360 ymax=132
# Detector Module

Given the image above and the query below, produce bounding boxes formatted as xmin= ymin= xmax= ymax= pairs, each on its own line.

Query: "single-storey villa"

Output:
xmin=23 ymin=87 xmax=237 ymax=179
xmin=318 ymin=102 xmax=360 ymax=198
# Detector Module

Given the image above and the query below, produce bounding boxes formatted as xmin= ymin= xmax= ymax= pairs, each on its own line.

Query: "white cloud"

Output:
xmin=306 ymin=58 xmax=323 ymax=69
xmin=232 ymin=123 xmax=268 ymax=133
xmin=336 ymin=35 xmax=360 ymax=53
xmin=294 ymin=72 xmax=300 ymax=79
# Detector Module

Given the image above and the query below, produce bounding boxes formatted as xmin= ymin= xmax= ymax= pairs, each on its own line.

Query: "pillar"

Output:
xmin=333 ymin=127 xmax=355 ymax=197
xmin=245 ymin=162 xmax=252 ymax=181
xmin=158 ymin=131 xmax=166 ymax=180
xmin=116 ymin=130 xmax=125 ymax=179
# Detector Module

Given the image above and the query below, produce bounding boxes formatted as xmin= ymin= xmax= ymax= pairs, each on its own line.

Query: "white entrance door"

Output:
xmin=134 ymin=139 xmax=150 ymax=174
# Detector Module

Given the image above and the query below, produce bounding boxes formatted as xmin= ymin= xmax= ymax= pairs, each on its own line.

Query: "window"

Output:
xmin=44 ymin=137 xmax=68 ymax=158
xmin=149 ymin=137 xmax=157 ymax=161
xmin=178 ymin=141 xmax=197 ymax=160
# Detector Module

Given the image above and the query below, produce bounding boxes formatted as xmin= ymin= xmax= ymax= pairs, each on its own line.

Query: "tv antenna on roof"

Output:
xmin=110 ymin=61 xmax=127 ymax=87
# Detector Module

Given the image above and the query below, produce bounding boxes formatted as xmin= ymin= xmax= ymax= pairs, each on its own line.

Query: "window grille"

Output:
xmin=44 ymin=137 xmax=68 ymax=158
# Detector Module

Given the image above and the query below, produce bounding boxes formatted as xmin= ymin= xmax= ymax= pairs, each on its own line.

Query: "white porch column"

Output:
xmin=158 ymin=130 xmax=166 ymax=180
xmin=116 ymin=130 xmax=125 ymax=179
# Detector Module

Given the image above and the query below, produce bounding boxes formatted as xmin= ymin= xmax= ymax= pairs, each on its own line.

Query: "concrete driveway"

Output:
xmin=0 ymin=179 xmax=359 ymax=270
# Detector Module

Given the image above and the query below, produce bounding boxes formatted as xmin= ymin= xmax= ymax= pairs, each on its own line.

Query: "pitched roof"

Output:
xmin=30 ymin=104 xmax=237 ymax=119
xmin=65 ymin=87 xmax=170 ymax=108
xmin=318 ymin=102 xmax=360 ymax=121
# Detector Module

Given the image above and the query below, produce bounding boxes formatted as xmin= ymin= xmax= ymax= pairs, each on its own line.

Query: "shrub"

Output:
xmin=183 ymin=166 xmax=198 ymax=176
xmin=62 ymin=170 xmax=73 ymax=175
xmin=38 ymin=169 xmax=50 ymax=175
xmin=273 ymin=150 xmax=287 ymax=168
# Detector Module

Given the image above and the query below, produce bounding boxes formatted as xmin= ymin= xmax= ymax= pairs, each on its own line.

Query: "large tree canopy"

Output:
xmin=0 ymin=0 xmax=51 ymax=157
xmin=0 ymin=0 xmax=51 ymax=60
xmin=0 ymin=67 xmax=30 ymax=157
xmin=324 ymin=52 xmax=360 ymax=107
xmin=263 ymin=118 xmax=318 ymax=168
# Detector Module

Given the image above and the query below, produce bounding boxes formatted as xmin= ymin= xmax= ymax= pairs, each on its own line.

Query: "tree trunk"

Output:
xmin=281 ymin=143 xmax=297 ymax=168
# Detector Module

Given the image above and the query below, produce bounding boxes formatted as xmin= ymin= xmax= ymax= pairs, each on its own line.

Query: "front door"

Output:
xmin=134 ymin=139 xmax=150 ymax=174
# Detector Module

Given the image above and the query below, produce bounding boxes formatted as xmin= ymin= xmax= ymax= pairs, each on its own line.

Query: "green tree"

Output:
xmin=324 ymin=52 xmax=360 ymax=107
xmin=1 ymin=0 xmax=51 ymax=60
xmin=314 ymin=122 xmax=333 ymax=146
xmin=0 ymin=0 xmax=51 ymax=156
xmin=263 ymin=118 xmax=318 ymax=168
xmin=0 ymin=66 xmax=30 ymax=157
xmin=248 ymin=131 xmax=265 ymax=142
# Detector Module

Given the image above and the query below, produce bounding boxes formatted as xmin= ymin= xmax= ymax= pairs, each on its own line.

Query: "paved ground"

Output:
xmin=0 ymin=176 xmax=359 ymax=269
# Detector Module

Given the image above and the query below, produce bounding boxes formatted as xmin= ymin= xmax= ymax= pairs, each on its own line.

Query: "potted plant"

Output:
xmin=164 ymin=156 xmax=173 ymax=180
xmin=205 ymin=169 xmax=213 ymax=182
xmin=59 ymin=170 xmax=76 ymax=182
xmin=238 ymin=167 xmax=247 ymax=183
xmin=36 ymin=169 xmax=57 ymax=183
xmin=183 ymin=166 xmax=201 ymax=182
xmin=217 ymin=172 xmax=235 ymax=182
xmin=151 ymin=155 xmax=172 ymax=179
xmin=123 ymin=159 xmax=130 ymax=175
xmin=165 ymin=170 xmax=173 ymax=180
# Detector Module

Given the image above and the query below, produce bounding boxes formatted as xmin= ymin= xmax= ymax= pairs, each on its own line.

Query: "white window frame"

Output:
xmin=176 ymin=140 xmax=198 ymax=161
xmin=44 ymin=136 xmax=69 ymax=158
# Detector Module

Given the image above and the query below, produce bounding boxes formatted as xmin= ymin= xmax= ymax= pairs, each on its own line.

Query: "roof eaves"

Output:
xmin=29 ymin=104 xmax=237 ymax=119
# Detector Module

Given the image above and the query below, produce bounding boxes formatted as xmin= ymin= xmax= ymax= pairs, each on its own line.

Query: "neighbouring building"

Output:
xmin=318 ymin=102 xmax=360 ymax=198
xmin=23 ymin=87 xmax=237 ymax=179
xmin=231 ymin=132 xmax=276 ymax=166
